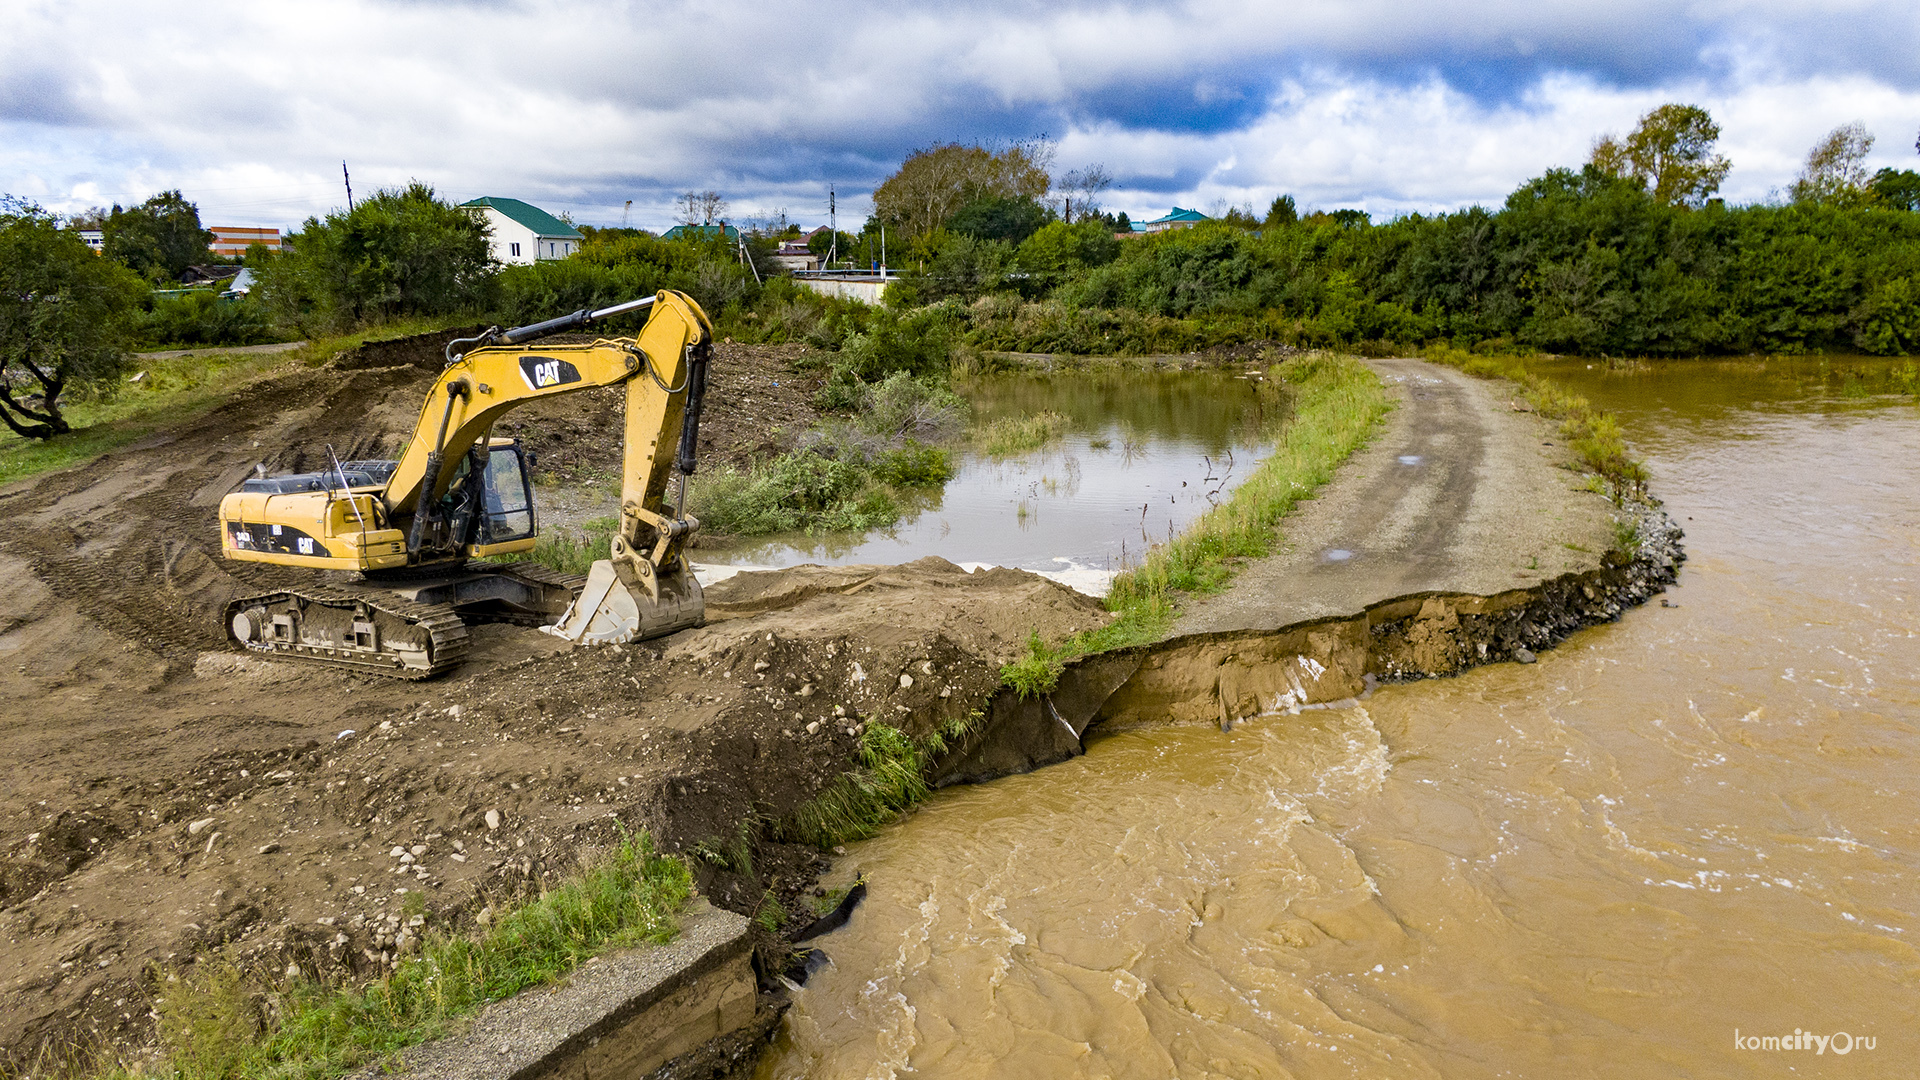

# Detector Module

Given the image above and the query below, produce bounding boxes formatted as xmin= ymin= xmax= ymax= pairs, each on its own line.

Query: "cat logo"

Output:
xmin=297 ymin=537 xmax=315 ymax=555
xmin=519 ymin=356 xmax=582 ymax=391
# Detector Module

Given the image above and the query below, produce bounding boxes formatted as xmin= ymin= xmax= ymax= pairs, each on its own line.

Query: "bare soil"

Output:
xmin=0 ymin=328 xmax=1099 ymax=1070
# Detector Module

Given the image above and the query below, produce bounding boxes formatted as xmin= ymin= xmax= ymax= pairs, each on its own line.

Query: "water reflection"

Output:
xmin=701 ymin=367 xmax=1287 ymax=575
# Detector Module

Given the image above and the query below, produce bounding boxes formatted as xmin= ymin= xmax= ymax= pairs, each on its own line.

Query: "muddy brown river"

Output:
xmin=757 ymin=359 xmax=1919 ymax=1078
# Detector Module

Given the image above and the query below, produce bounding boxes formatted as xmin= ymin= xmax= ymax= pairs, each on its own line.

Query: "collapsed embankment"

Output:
xmin=0 ymin=335 xmax=1674 ymax=1078
xmin=940 ymin=499 xmax=1681 ymax=785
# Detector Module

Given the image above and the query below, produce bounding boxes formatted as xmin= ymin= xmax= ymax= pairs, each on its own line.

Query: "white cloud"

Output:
xmin=2 ymin=0 xmax=1917 ymax=229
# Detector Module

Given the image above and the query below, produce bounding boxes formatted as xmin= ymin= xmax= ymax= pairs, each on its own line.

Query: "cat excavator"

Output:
xmin=217 ymin=290 xmax=712 ymax=678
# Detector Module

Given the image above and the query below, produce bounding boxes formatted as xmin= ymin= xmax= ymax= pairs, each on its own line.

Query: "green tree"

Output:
xmin=1588 ymin=104 xmax=1733 ymax=207
xmin=1264 ymin=194 xmax=1298 ymax=228
xmin=0 ymin=200 xmax=146 ymax=437
xmin=912 ymin=234 xmax=1014 ymax=301
xmin=257 ymin=182 xmax=494 ymax=330
xmin=807 ymin=228 xmax=859 ymax=264
xmin=1791 ymin=122 xmax=1876 ymax=205
xmin=948 ymin=196 xmax=1051 ymax=245
xmin=1017 ymin=220 xmax=1121 ymax=278
xmin=1871 ymin=168 xmax=1920 ymax=211
xmin=102 ymin=190 xmax=213 ymax=281
xmin=871 ymin=140 xmax=1053 ymax=239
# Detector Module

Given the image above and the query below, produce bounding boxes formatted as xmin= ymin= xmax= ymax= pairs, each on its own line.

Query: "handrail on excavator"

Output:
xmin=446 ymin=295 xmax=661 ymax=364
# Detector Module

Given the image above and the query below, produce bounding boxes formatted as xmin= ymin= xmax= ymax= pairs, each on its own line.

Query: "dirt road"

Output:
xmin=1175 ymin=358 xmax=1619 ymax=635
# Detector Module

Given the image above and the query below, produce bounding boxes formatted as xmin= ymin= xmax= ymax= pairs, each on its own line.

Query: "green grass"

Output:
xmin=781 ymin=712 xmax=983 ymax=849
xmin=0 ymin=348 xmax=298 ymax=487
xmin=499 ymin=515 xmax=619 ymax=575
xmin=124 ymin=831 xmax=690 ymax=1080
xmin=1421 ymin=344 xmax=1650 ymax=497
xmin=976 ymin=410 xmax=1069 ymax=457
xmin=0 ymin=314 xmax=477 ymax=490
xmin=999 ymin=351 xmax=1392 ymax=697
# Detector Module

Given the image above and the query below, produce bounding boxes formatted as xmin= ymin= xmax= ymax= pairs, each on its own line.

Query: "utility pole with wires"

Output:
xmin=342 ymin=161 xmax=354 ymax=210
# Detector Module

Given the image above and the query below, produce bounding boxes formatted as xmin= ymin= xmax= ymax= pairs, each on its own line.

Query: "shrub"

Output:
xmin=692 ymin=449 xmax=900 ymax=536
xmin=136 ymin=291 xmax=280 ymax=348
xmin=256 ymin=183 xmax=493 ymax=332
xmin=857 ymin=370 xmax=969 ymax=440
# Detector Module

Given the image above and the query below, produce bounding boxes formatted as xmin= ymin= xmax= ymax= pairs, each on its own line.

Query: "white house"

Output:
xmin=459 ymin=197 xmax=583 ymax=265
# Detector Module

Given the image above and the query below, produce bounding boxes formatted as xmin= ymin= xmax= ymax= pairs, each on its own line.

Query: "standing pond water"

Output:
xmin=758 ymin=357 xmax=1920 ymax=1078
xmin=700 ymin=367 xmax=1286 ymax=585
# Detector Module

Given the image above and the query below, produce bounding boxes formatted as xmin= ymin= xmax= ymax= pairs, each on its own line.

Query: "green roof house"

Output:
xmin=460 ymin=197 xmax=583 ymax=264
xmin=660 ymin=223 xmax=740 ymax=242
xmin=1133 ymin=207 xmax=1209 ymax=233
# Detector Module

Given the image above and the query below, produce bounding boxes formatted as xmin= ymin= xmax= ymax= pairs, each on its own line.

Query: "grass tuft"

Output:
xmin=1000 ymin=631 xmax=1066 ymax=699
xmin=498 ymin=515 xmax=619 ymax=576
xmin=976 ymin=411 xmax=1070 ymax=457
xmin=782 ymin=724 xmax=931 ymax=849
xmin=780 ymin=710 xmax=984 ymax=850
xmin=132 ymin=831 xmax=689 ymax=1080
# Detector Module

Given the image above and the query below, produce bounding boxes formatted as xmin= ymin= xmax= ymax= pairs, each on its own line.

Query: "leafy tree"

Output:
xmin=1871 ymin=168 xmax=1920 ymax=211
xmin=871 ymin=140 xmax=1053 ymax=239
xmin=102 ymin=190 xmax=213 ymax=281
xmin=912 ymin=234 xmax=1015 ymax=301
xmin=0 ymin=200 xmax=146 ymax=437
xmin=948 ymin=196 xmax=1051 ymax=245
xmin=257 ymin=182 xmax=494 ymax=330
xmin=1017 ymin=220 xmax=1121 ymax=278
xmin=1792 ymin=123 xmax=1875 ymax=205
xmin=1264 ymin=195 xmax=1298 ymax=228
xmin=1589 ymin=104 xmax=1733 ymax=208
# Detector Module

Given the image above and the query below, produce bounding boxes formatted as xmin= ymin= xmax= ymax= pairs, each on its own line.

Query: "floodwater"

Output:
xmin=758 ymin=358 xmax=1920 ymax=1078
xmin=700 ymin=368 xmax=1284 ymax=583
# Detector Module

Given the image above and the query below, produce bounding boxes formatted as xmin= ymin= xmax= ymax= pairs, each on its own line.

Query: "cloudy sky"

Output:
xmin=4 ymin=0 xmax=1918 ymax=232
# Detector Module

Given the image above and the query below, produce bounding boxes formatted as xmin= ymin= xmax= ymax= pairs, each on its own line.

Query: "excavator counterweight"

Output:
xmin=217 ymin=291 xmax=714 ymax=676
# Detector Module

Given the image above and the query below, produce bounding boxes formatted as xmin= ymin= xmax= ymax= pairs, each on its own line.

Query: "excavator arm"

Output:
xmin=380 ymin=290 xmax=713 ymax=642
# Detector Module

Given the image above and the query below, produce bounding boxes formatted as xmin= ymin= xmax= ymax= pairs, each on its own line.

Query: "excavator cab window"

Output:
xmin=481 ymin=445 xmax=536 ymax=543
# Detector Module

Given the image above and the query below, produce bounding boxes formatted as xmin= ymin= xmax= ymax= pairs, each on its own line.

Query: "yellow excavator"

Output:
xmin=217 ymin=290 xmax=712 ymax=678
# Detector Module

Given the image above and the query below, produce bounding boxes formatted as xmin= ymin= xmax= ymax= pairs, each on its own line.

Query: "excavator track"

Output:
xmin=223 ymin=584 xmax=471 ymax=680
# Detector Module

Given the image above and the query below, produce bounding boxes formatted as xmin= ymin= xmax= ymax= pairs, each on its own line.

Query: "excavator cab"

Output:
xmin=477 ymin=443 xmax=537 ymax=549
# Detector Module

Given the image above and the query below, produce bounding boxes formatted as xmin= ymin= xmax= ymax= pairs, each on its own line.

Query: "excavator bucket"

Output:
xmin=544 ymin=559 xmax=704 ymax=644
